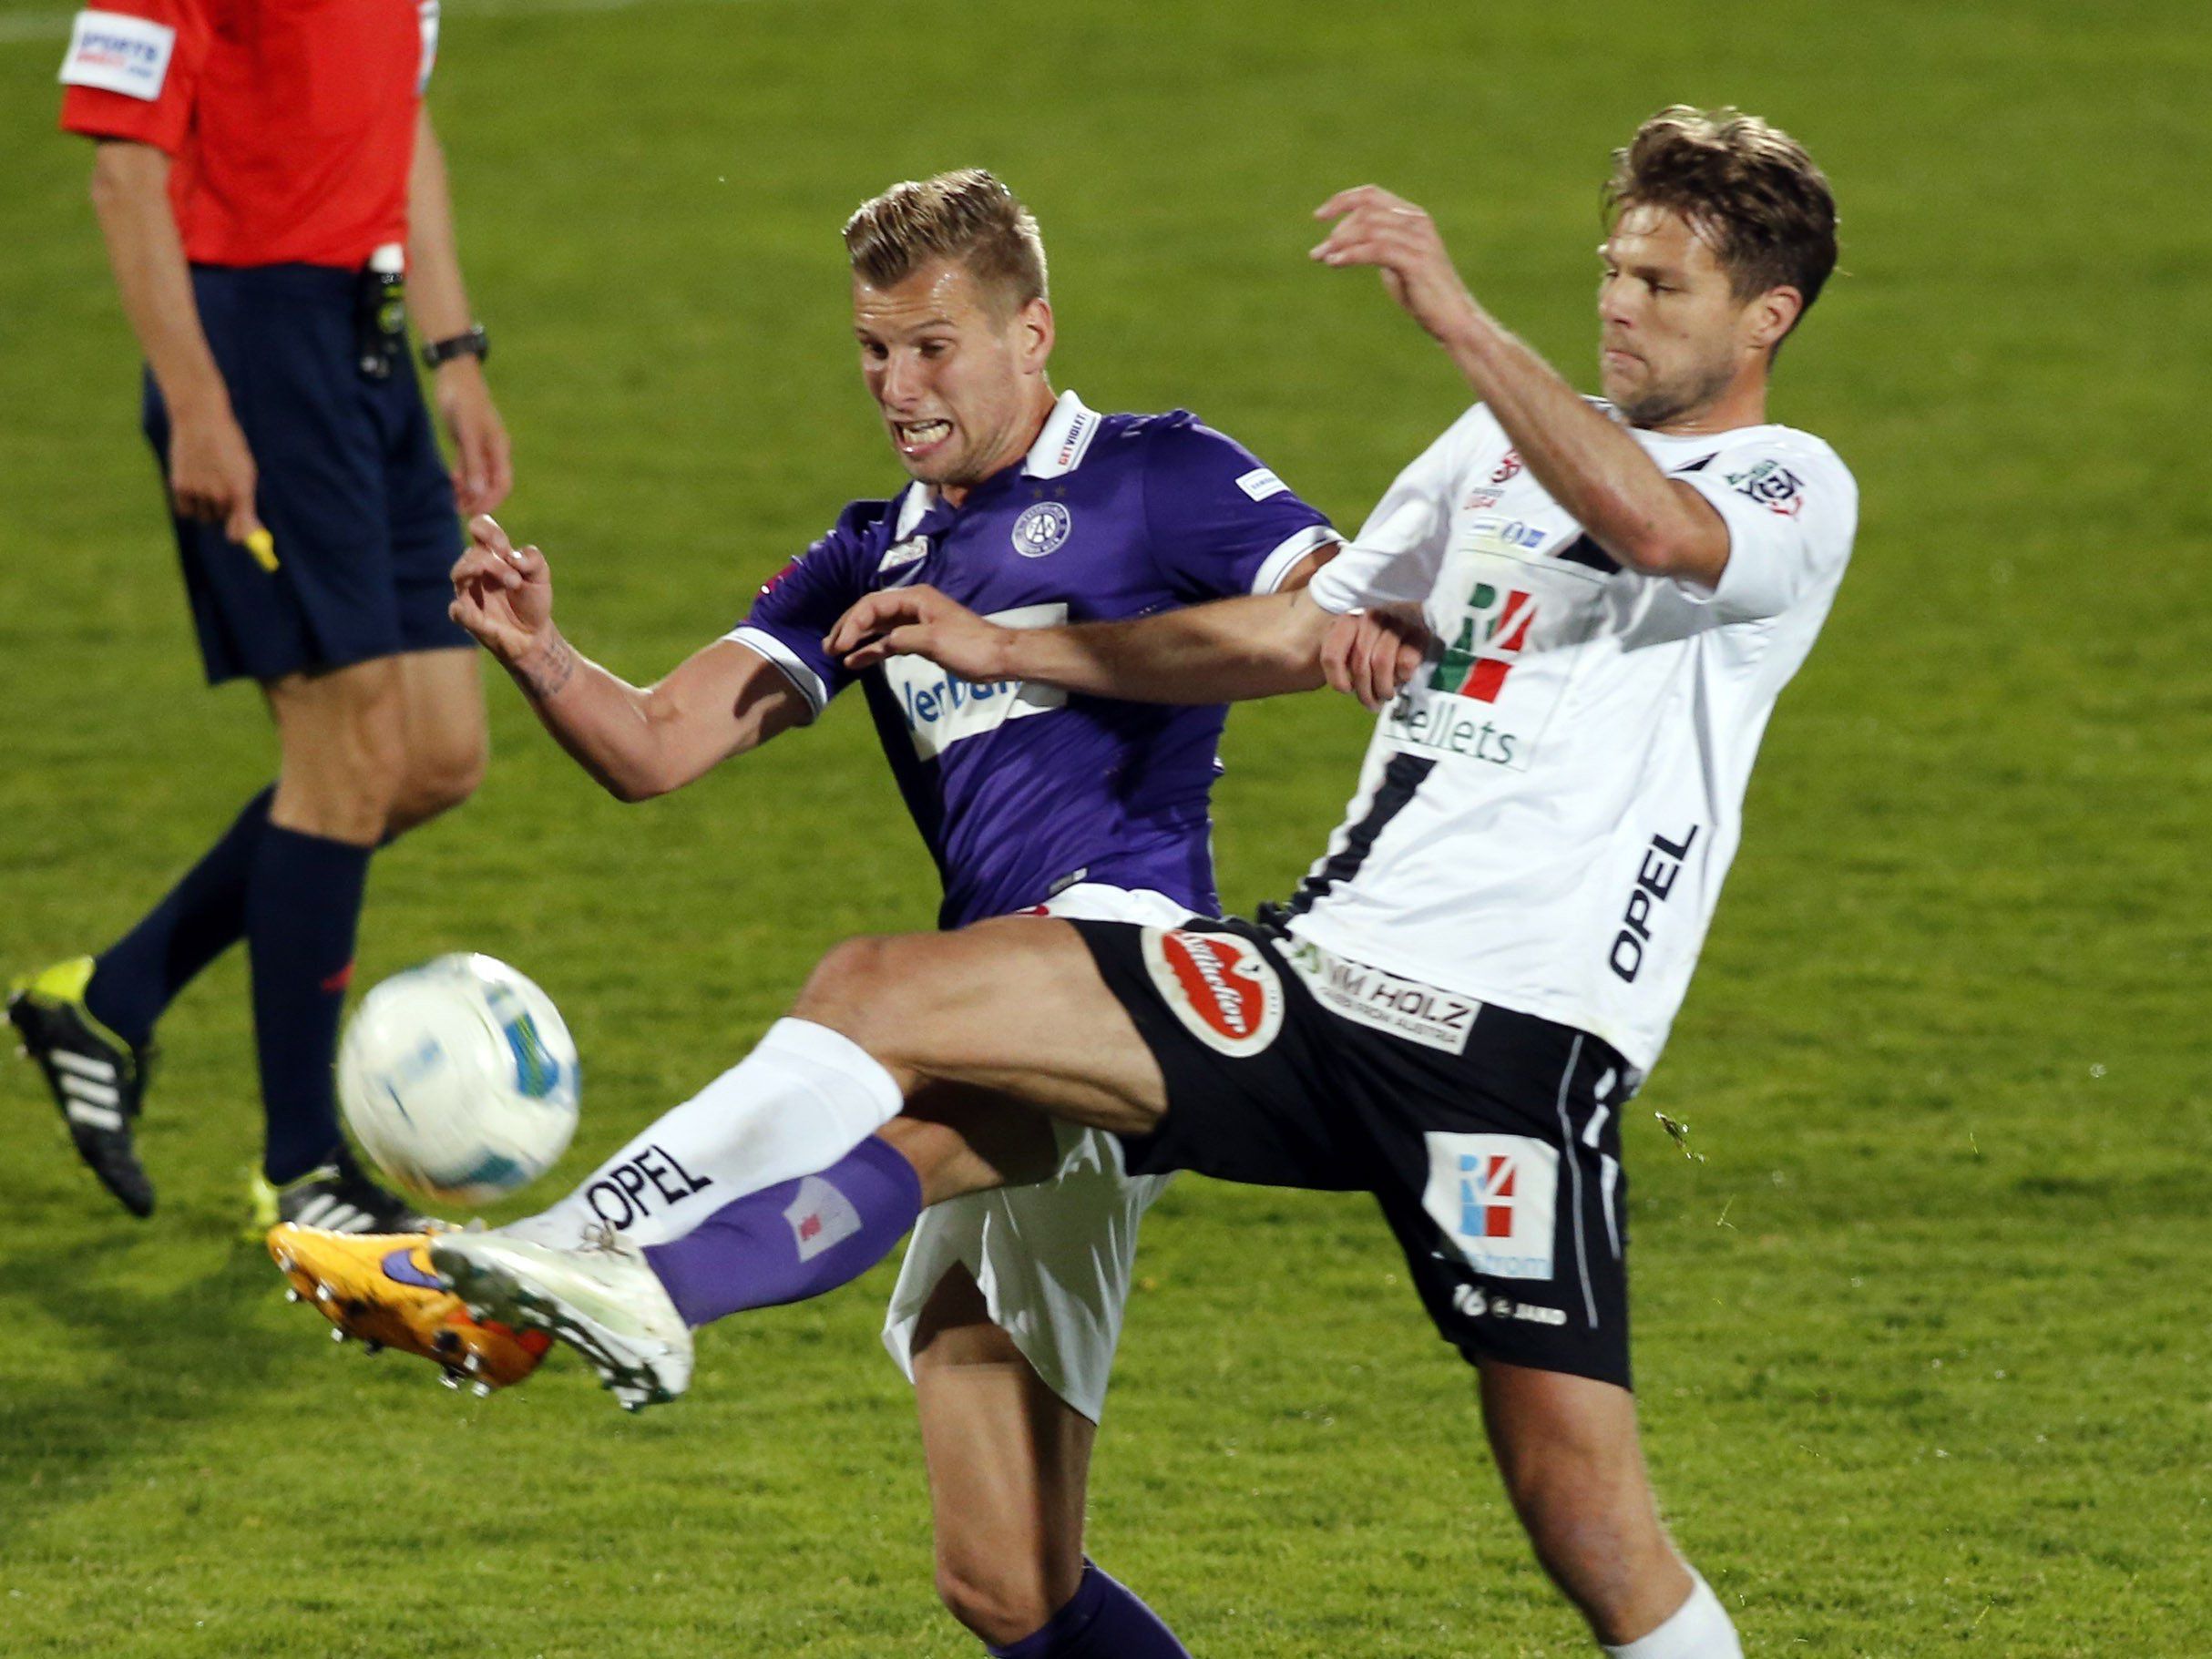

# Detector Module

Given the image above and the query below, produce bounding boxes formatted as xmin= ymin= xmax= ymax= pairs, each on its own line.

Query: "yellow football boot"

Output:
xmin=267 ymin=1224 xmax=551 ymax=1391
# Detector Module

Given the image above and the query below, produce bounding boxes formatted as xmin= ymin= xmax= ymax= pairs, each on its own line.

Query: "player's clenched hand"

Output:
xmin=828 ymin=586 xmax=1016 ymax=681
xmin=169 ymin=405 xmax=264 ymax=546
xmin=1311 ymin=186 xmax=1480 ymax=344
xmin=1321 ymin=605 xmax=1430 ymax=712
xmin=449 ymin=514 xmax=553 ymax=664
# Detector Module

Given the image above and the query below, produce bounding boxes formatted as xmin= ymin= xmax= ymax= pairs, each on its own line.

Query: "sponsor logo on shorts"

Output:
xmin=1422 ymin=1132 xmax=1558 ymax=1280
xmin=1285 ymin=939 xmax=1477 ymax=1055
xmin=1451 ymin=1283 xmax=1569 ymax=1326
xmin=1142 ymin=928 xmax=1284 ymax=1058
xmin=783 ymin=1173 xmax=862 ymax=1262
xmin=1011 ymin=501 xmax=1072 ymax=558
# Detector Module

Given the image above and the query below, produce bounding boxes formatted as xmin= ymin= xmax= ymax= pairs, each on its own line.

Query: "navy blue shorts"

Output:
xmin=142 ymin=264 xmax=470 ymax=686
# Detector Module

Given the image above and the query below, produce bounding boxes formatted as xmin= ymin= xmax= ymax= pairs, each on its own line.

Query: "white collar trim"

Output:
xmin=889 ymin=390 xmax=1099 ymax=538
xmin=1022 ymin=390 xmax=1101 ymax=479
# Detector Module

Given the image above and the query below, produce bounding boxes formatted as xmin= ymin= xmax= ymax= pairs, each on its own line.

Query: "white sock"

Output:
xmin=1601 ymin=1572 xmax=1741 ymax=1659
xmin=509 ymin=1019 xmax=906 ymax=1248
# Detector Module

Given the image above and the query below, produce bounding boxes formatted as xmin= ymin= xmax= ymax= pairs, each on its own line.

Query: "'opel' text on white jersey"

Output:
xmin=1288 ymin=404 xmax=1858 ymax=1073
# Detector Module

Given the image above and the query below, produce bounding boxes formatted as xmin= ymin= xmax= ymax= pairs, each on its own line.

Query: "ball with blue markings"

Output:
xmin=337 ymin=954 xmax=580 ymax=1207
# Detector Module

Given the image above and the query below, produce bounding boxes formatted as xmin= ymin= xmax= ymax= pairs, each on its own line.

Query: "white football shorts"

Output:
xmin=880 ymin=883 xmax=1189 ymax=1423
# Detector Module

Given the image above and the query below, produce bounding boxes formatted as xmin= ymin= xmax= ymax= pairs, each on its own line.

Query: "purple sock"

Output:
xmin=988 ymin=1562 xmax=1192 ymax=1659
xmin=642 ymin=1135 xmax=921 ymax=1326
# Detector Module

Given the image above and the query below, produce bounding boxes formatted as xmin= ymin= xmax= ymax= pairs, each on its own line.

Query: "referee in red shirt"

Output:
xmin=10 ymin=0 xmax=510 ymax=1232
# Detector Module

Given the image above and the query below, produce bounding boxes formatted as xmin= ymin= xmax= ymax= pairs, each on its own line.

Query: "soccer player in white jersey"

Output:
xmin=323 ymin=108 xmax=1848 ymax=1655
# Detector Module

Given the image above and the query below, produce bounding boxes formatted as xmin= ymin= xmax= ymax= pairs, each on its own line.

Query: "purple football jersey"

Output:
xmin=728 ymin=392 xmax=1336 ymax=927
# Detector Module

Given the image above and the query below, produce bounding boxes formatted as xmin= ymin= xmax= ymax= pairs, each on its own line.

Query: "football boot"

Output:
xmin=249 ymin=1143 xmax=433 ymax=1237
xmin=431 ymin=1224 xmax=693 ymax=1412
xmin=267 ymin=1224 xmax=551 ymax=1391
xmin=8 ymin=956 xmax=157 ymax=1217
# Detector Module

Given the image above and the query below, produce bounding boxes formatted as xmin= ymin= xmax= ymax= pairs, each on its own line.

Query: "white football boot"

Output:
xmin=428 ymin=1222 xmax=693 ymax=1411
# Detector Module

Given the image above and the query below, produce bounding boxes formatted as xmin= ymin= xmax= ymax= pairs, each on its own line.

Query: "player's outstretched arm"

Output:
xmin=828 ymin=583 xmax=1339 ymax=706
xmin=452 ymin=515 xmax=809 ymax=800
xmin=1312 ymin=185 xmax=1731 ymax=588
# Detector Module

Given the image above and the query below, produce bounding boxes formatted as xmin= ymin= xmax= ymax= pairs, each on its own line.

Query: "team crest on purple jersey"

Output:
xmin=729 ymin=392 xmax=1336 ymax=927
xmin=1011 ymin=501 xmax=1072 ymax=558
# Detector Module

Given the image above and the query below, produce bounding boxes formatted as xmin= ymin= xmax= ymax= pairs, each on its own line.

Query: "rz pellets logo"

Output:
xmin=1429 ymin=584 xmax=1536 ymax=702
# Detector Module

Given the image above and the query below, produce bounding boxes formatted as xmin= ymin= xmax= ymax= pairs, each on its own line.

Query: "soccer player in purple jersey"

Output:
xmin=274 ymin=169 xmax=1336 ymax=1657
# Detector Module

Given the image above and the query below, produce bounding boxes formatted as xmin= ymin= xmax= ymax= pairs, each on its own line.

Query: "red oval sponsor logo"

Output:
xmin=1141 ymin=929 xmax=1285 ymax=1058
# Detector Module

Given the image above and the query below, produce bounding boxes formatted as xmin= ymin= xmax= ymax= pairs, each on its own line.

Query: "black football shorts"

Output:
xmin=1070 ymin=917 xmax=1637 ymax=1388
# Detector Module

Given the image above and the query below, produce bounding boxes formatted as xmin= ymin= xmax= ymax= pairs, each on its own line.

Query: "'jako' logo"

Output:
xmin=1142 ymin=929 xmax=1284 ymax=1058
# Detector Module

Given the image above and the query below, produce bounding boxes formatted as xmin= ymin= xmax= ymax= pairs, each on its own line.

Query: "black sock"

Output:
xmin=86 ymin=786 xmax=274 ymax=1047
xmin=247 ymin=822 xmax=371 ymax=1183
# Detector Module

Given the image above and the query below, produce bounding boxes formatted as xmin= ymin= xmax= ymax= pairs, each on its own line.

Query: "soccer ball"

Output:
xmin=337 ymin=954 xmax=580 ymax=1206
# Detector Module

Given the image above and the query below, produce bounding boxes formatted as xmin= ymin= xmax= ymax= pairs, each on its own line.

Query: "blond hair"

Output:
xmin=844 ymin=169 xmax=1049 ymax=312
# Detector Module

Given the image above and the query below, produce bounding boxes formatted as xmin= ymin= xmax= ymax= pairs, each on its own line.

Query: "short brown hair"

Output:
xmin=843 ymin=169 xmax=1049 ymax=312
xmin=1605 ymin=107 xmax=1838 ymax=322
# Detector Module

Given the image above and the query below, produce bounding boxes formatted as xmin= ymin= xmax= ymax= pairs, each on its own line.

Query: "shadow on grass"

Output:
xmin=0 ymin=1230 xmax=279 ymax=1546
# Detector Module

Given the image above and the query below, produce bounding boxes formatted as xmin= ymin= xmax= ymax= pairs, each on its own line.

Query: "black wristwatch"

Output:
xmin=420 ymin=324 xmax=490 ymax=370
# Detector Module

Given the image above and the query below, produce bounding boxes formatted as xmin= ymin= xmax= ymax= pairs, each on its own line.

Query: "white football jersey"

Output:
xmin=1290 ymin=403 xmax=1858 ymax=1072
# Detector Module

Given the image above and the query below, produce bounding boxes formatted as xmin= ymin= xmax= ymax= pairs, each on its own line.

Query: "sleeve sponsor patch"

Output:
xmin=1235 ymin=466 xmax=1289 ymax=502
xmin=58 ymin=8 xmax=176 ymax=100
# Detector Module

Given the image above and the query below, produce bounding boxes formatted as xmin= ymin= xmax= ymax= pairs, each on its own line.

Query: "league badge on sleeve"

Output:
xmin=1726 ymin=458 xmax=1807 ymax=517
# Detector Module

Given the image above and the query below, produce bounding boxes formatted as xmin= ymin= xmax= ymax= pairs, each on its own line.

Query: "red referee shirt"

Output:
xmin=57 ymin=0 xmax=437 ymax=269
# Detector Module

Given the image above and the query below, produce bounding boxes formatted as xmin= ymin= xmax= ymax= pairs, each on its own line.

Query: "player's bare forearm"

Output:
xmin=1431 ymin=307 xmax=1721 ymax=576
xmin=501 ymin=630 xmax=653 ymax=799
xmin=1005 ymin=589 xmax=1332 ymax=704
xmin=506 ymin=631 xmax=806 ymax=803
xmin=87 ymin=141 xmax=227 ymax=420
xmin=835 ymin=585 xmax=1332 ymax=704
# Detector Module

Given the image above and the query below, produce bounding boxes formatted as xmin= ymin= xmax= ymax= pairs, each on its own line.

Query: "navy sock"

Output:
xmin=247 ymin=822 xmax=371 ymax=1183
xmin=86 ymin=786 xmax=273 ymax=1046
xmin=987 ymin=1562 xmax=1192 ymax=1659
xmin=642 ymin=1136 xmax=922 ymax=1325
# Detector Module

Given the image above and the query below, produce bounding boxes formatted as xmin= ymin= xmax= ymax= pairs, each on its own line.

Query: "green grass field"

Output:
xmin=3 ymin=1 xmax=2207 ymax=1653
